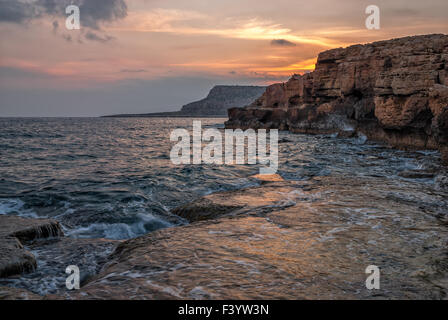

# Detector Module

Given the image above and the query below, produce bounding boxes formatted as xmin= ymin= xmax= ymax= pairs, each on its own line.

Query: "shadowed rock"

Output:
xmin=0 ymin=215 xmax=63 ymax=242
xmin=171 ymin=181 xmax=296 ymax=222
xmin=0 ymin=216 xmax=64 ymax=278
xmin=0 ymin=237 xmax=36 ymax=278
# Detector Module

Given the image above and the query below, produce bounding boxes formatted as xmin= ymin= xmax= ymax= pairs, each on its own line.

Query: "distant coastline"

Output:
xmin=102 ymin=85 xmax=265 ymax=118
xmin=101 ymin=112 xmax=228 ymax=118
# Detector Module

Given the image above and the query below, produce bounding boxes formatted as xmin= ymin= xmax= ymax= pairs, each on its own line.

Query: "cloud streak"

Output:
xmin=271 ymin=39 xmax=296 ymax=47
xmin=114 ymin=9 xmax=340 ymax=48
xmin=85 ymin=31 xmax=114 ymax=42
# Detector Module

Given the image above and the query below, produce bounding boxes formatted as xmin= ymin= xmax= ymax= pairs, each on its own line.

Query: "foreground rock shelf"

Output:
xmin=1 ymin=174 xmax=447 ymax=299
xmin=62 ymin=177 xmax=447 ymax=300
xmin=225 ymin=34 xmax=448 ymax=165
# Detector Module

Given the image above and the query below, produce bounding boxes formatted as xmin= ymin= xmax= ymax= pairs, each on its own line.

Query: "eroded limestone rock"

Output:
xmin=226 ymin=34 xmax=448 ymax=164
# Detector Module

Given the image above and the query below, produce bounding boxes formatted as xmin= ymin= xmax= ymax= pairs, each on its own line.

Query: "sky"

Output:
xmin=0 ymin=0 xmax=447 ymax=116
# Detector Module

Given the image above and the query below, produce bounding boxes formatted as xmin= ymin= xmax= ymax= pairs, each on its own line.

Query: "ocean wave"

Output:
xmin=65 ymin=212 xmax=172 ymax=240
xmin=0 ymin=198 xmax=38 ymax=218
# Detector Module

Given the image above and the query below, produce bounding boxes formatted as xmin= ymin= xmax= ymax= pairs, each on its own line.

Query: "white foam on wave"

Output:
xmin=355 ymin=133 xmax=368 ymax=145
xmin=66 ymin=212 xmax=173 ymax=240
xmin=0 ymin=198 xmax=38 ymax=218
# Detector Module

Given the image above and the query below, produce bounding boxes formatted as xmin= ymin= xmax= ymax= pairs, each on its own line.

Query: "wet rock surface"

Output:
xmin=0 ymin=286 xmax=42 ymax=300
xmin=65 ymin=177 xmax=448 ymax=300
xmin=1 ymin=166 xmax=447 ymax=299
xmin=0 ymin=238 xmax=118 ymax=296
xmin=225 ymin=34 xmax=448 ymax=164
xmin=171 ymin=180 xmax=294 ymax=222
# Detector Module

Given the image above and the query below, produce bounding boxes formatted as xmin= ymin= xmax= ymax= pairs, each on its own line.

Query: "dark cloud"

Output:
xmin=0 ymin=0 xmax=127 ymax=29
xmin=36 ymin=0 xmax=127 ymax=30
xmin=270 ymin=39 xmax=296 ymax=47
xmin=0 ymin=0 xmax=42 ymax=23
xmin=84 ymin=31 xmax=114 ymax=42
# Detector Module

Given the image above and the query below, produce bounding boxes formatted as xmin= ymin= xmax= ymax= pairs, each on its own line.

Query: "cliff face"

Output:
xmin=225 ymin=34 xmax=448 ymax=164
xmin=103 ymin=85 xmax=266 ymax=117
xmin=180 ymin=85 xmax=265 ymax=116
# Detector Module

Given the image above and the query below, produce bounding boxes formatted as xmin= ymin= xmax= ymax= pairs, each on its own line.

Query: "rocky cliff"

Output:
xmin=225 ymin=34 xmax=448 ymax=164
xmin=104 ymin=85 xmax=265 ymax=117
xmin=179 ymin=85 xmax=266 ymax=116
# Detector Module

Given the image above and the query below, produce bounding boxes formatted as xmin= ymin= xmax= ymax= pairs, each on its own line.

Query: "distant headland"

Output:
xmin=102 ymin=85 xmax=265 ymax=118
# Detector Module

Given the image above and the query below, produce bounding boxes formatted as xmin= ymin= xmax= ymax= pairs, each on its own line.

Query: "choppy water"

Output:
xmin=1 ymin=117 xmax=447 ymax=297
xmin=0 ymin=118 xmax=259 ymax=239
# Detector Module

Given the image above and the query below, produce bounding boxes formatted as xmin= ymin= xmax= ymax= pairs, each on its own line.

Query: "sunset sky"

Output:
xmin=0 ymin=0 xmax=447 ymax=116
